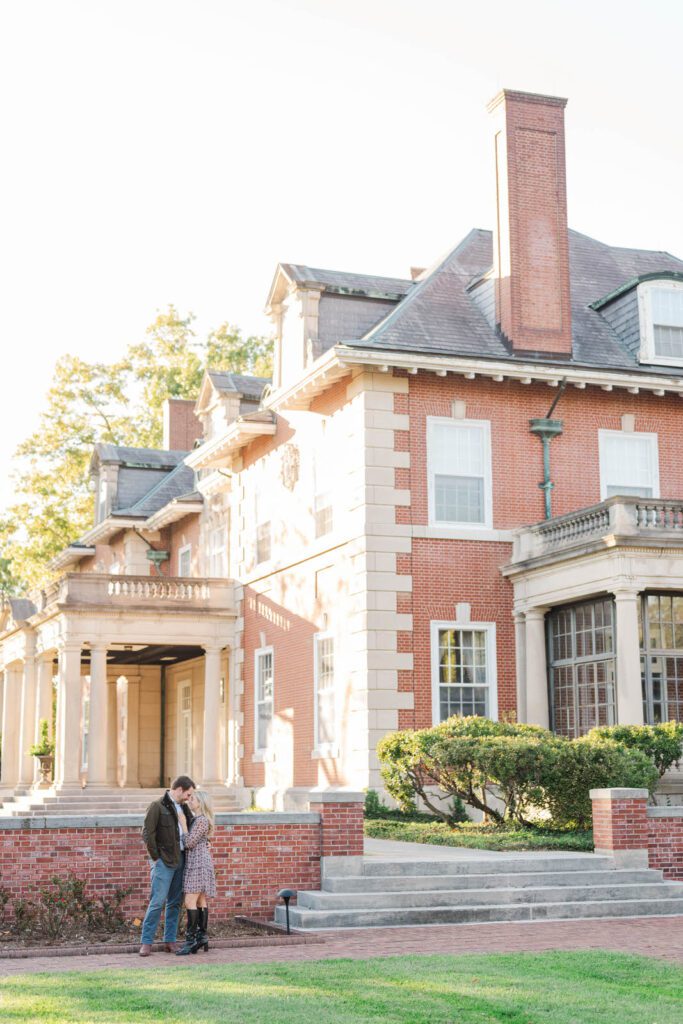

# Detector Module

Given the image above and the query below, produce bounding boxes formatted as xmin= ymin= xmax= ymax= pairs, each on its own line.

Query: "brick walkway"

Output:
xmin=1 ymin=916 xmax=683 ymax=977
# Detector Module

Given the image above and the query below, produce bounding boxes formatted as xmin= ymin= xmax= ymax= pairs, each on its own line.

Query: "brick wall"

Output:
xmin=590 ymin=788 xmax=683 ymax=880
xmin=0 ymin=805 xmax=363 ymax=923
xmin=647 ymin=813 xmax=683 ymax=880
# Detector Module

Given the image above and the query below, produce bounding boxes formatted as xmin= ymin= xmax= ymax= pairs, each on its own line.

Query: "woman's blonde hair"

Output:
xmin=193 ymin=789 xmax=215 ymax=838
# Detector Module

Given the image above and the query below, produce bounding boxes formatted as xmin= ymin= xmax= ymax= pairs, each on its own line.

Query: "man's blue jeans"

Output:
xmin=141 ymin=853 xmax=185 ymax=944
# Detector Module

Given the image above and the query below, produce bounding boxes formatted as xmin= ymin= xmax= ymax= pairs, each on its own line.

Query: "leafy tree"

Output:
xmin=1 ymin=307 xmax=272 ymax=590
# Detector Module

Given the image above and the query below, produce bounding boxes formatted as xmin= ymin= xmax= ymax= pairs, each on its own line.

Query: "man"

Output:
xmin=139 ymin=775 xmax=195 ymax=956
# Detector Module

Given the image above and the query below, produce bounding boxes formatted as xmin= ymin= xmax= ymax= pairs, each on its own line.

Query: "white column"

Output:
xmin=0 ymin=665 xmax=21 ymax=790
xmin=54 ymin=643 xmax=82 ymax=789
xmin=87 ymin=644 xmax=109 ymax=786
xmin=513 ymin=611 xmax=527 ymax=724
xmin=613 ymin=589 xmax=644 ymax=726
xmin=18 ymin=652 xmax=37 ymax=787
xmin=525 ymin=607 xmax=550 ymax=727
xmin=33 ymin=654 xmax=56 ymax=785
xmin=202 ymin=646 xmax=222 ymax=784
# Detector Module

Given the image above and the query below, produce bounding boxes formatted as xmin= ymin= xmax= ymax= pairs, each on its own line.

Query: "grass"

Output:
xmin=1 ymin=952 xmax=681 ymax=1023
xmin=364 ymin=815 xmax=594 ymax=851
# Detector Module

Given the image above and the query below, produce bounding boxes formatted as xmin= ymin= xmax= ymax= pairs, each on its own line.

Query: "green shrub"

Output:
xmin=377 ymin=715 xmax=660 ymax=830
xmin=540 ymin=737 xmax=658 ymax=829
xmin=586 ymin=722 xmax=683 ymax=779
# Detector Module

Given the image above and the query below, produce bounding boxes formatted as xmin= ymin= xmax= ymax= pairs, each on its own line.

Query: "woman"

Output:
xmin=176 ymin=789 xmax=217 ymax=955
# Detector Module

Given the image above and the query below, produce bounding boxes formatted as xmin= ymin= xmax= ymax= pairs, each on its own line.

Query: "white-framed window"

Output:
xmin=178 ymin=680 xmax=192 ymax=775
xmin=430 ymin=620 xmax=497 ymax=724
xmin=209 ymin=526 xmax=227 ymax=577
xmin=598 ymin=430 xmax=659 ymax=500
xmin=427 ymin=417 xmax=492 ymax=528
xmin=313 ymin=435 xmax=333 ymax=539
xmin=313 ymin=632 xmax=337 ymax=754
xmin=638 ymin=280 xmax=683 ymax=365
xmin=254 ymin=647 xmax=274 ymax=752
xmin=177 ymin=544 xmax=192 ymax=577
xmin=254 ymin=488 xmax=272 ymax=565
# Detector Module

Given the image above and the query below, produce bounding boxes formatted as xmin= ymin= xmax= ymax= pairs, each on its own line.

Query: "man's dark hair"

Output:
xmin=171 ymin=775 xmax=195 ymax=791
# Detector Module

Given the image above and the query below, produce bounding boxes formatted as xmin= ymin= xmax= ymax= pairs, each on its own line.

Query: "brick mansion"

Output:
xmin=2 ymin=89 xmax=683 ymax=815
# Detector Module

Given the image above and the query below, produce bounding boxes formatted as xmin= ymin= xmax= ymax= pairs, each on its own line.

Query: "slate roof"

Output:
xmin=112 ymin=461 xmax=199 ymax=518
xmin=93 ymin=444 xmax=188 ymax=469
xmin=348 ymin=228 xmax=683 ymax=375
xmin=280 ymin=264 xmax=413 ymax=298
xmin=208 ymin=372 xmax=270 ymax=401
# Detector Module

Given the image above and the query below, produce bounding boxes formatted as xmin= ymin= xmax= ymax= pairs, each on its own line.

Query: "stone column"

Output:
xmin=513 ymin=610 xmax=527 ymax=724
xmin=613 ymin=588 xmax=644 ymax=726
xmin=0 ymin=665 xmax=21 ymax=791
xmin=54 ymin=643 xmax=82 ymax=790
xmin=18 ymin=650 xmax=37 ymax=788
xmin=87 ymin=643 xmax=109 ymax=786
xmin=33 ymin=654 xmax=56 ymax=785
xmin=525 ymin=607 xmax=550 ymax=727
xmin=202 ymin=646 xmax=223 ymax=785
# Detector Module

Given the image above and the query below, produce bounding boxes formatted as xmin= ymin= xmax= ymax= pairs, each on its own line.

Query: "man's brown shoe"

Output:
xmin=139 ymin=944 xmax=152 ymax=957
xmin=162 ymin=942 xmax=178 ymax=953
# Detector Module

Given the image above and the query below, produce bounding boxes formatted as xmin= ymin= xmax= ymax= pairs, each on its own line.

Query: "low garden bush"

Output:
xmin=377 ymin=715 xmax=660 ymax=830
xmin=0 ymin=874 xmax=132 ymax=943
xmin=585 ymin=721 xmax=683 ymax=779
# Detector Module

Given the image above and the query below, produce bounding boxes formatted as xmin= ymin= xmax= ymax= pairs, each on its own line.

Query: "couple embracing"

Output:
xmin=139 ymin=774 xmax=217 ymax=957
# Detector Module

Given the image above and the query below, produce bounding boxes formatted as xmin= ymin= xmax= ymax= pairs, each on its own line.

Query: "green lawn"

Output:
xmin=1 ymin=952 xmax=681 ymax=1023
xmin=365 ymin=815 xmax=594 ymax=851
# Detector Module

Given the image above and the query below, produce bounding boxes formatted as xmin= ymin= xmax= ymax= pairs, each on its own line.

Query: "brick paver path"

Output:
xmin=1 ymin=916 xmax=682 ymax=977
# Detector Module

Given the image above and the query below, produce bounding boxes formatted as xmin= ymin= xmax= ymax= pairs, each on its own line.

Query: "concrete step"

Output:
xmin=275 ymin=896 xmax=683 ymax=930
xmin=299 ymin=881 xmax=683 ymax=911
xmin=360 ymin=855 xmax=613 ymax=876
xmin=322 ymin=867 xmax=662 ymax=893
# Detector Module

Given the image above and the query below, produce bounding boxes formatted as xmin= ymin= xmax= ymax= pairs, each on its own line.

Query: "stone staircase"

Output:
xmin=274 ymin=854 xmax=683 ymax=930
xmin=0 ymin=786 xmax=241 ymax=818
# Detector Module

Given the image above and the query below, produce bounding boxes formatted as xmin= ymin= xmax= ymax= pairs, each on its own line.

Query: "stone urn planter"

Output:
xmin=36 ymin=754 xmax=54 ymax=786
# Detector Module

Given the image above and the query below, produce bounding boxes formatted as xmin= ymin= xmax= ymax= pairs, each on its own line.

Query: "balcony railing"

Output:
xmin=511 ymin=497 xmax=683 ymax=564
xmin=35 ymin=573 xmax=235 ymax=614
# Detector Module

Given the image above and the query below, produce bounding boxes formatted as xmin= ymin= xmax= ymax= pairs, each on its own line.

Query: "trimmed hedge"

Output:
xmin=377 ymin=716 xmax=660 ymax=830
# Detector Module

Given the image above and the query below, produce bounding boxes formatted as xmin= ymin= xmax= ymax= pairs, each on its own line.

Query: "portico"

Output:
xmin=0 ymin=573 xmax=241 ymax=813
xmin=505 ymin=496 xmax=683 ymax=736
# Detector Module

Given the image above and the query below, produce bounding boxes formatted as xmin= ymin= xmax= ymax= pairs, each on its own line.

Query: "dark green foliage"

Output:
xmin=6 ymin=873 xmax=132 ymax=942
xmin=586 ymin=722 xmax=683 ymax=778
xmin=377 ymin=715 xmax=659 ymax=830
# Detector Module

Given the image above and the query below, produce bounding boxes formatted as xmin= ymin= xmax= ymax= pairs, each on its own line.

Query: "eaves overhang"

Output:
xmin=144 ymin=499 xmax=204 ymax=531
xmin=49 ymin=545 xmax=97 ymax=572
xmin=263 ymin=343 xmax=683 ymax=413
xmin=185 ymin=417 xmax=277 ymax=470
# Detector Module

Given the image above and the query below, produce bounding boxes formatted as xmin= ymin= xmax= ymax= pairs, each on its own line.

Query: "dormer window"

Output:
xmin=639 ymin=280 xmax=683 ymax=365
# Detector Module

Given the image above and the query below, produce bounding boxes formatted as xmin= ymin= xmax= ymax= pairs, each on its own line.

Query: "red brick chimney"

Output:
xmin=488 ymin=89 xmax=572 ymax=357
xmin=162 ymin=398 xmax=203 ymax=451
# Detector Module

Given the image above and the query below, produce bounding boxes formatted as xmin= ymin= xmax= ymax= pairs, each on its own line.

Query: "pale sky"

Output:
xmin=1 ymin=0 xmax=682 ymax=508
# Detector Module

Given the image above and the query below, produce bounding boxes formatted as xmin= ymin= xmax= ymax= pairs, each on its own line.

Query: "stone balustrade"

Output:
xmin=38 ymin=572 xmax=235 ymax=614
xmin=512 ymin=497 xmax=683 ymax=564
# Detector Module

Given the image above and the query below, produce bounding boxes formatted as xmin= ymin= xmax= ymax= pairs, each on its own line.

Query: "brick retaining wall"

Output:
xmin=0 ymin=796 xmax=365 ymax=925
xmin=590 ymin=788 xmax=683 ymax=879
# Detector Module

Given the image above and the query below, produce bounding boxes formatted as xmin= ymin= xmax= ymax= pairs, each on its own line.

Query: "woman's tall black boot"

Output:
xmin=196 ymin=907 xmax=209 ymax=952
xmin=175 ymin=909 xmax=200 ymax=956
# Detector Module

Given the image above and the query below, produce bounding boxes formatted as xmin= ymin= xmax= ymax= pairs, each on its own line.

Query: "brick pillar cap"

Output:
xmin=308 ymin=789 xmax=365 ymax=804
xmin=589 ymin=788 xmax=649 ymax=800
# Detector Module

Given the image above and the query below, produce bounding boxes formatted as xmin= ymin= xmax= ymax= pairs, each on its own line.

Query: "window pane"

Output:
xmin=437 ymin=628 xmax=489 ymax=721
xmin=549 ymin=600 xmax=616 ymax=738
xmin=435 ymin=475 xmax=484 ymax=523
xmin=651 ymin=288 xmax=683 ymax=328
xmin=600 ymin=432 xmax=657 ymax=497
